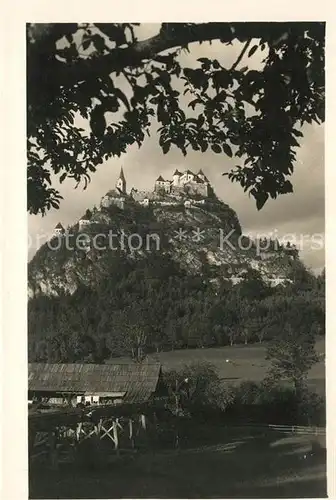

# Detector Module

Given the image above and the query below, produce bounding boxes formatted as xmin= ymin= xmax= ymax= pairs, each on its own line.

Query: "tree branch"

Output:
xmin=35 ymin=22 xmax=303 ymax=90
xmin=230 ymin=39 xmax=252 ymax=71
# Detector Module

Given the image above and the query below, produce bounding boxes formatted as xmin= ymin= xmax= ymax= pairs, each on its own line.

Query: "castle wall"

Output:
xmin=172 ymin=175 xmax=180 ymax=186
xmin=154 ymin=180 xmax=171 ymax=193
xmin=101 ymin=195 xmax=125 ymax=210
xmin=172 ymin=181 xmax=209 ymax=197
xmin=180 ymin=173 xmax=195 ymax=184
xmin=78 ymin=219 xmax=91 ymax=231
xmin=131 ymin=190 xmax=154 ymax=203
xmin=155 ymin=200 xmax=179 ymax=206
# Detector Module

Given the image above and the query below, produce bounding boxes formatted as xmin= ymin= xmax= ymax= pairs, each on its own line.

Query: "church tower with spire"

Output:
xmin=116 ymin=167 xmax=126 ymax=193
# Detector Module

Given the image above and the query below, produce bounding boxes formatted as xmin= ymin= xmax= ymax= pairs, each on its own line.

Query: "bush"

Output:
xmin=223 ymin=381 xmax=325 ymax=426
xmin=162 ymin=363 xmax=325 ymax=427
xmin=163 ymin=362 xmax=233 ymax=417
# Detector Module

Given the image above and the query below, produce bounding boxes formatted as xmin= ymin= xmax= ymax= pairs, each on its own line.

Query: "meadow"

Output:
xmin=147 ymin=338 xmax=326 ymax=395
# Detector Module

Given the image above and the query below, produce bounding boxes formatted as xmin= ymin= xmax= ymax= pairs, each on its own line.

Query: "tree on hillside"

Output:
xmin=112 ymin=304 xmax=151 ymax=361
xmin=288 ymin=259 xmax=317 ymax=292
xmin=265 ymin=324 xmax=319 ymax=398
xmin=316 ymin=267 xmax=325 ymax=291
xmin=27 ymin=22 xmax=324 ymax=215
xmin=236 ymin=269 xmax=271 ymax=300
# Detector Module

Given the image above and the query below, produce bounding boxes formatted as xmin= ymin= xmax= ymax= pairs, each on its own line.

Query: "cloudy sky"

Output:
xmin=28 ymin=24 xmax=325 ymax=271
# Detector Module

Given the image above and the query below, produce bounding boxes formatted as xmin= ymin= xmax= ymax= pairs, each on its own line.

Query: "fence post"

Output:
xmin=112 ymin=419 xmax=119 ymax=455
xmin=76 ymin=422 xmax=82 ymax=442
xmin=129 ymin=418 xmax=135 ymax=448
xmin=48 ymin=430 xmax=58 ymax=470
xmin=140 ymin=414 xmax=146 ymax=431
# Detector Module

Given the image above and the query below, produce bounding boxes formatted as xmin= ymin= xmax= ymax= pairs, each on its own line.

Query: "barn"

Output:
xmin=28 ymin=362 xmax=166 ymax=407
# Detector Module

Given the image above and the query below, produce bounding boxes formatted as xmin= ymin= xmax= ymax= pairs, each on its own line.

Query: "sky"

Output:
xmin=28 ymin=24 xmax=325 ymax=272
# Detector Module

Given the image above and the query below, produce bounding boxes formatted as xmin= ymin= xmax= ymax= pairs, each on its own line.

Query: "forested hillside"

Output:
xmin=28 ymin=245 xmax=325 ymax=363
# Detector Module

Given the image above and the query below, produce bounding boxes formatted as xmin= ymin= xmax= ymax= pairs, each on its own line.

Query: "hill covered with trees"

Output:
xmin=28 ymin=200 xmax=324 ymax=363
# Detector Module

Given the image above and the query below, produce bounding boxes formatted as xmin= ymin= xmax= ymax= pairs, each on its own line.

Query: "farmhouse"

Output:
xmin=28 ymin=362 xmax=165 ymax=407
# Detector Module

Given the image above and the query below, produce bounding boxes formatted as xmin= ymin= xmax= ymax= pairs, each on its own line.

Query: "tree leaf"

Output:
xmin=248 ymin=45 xmax=258 ymax=58
xmin=162 ymin=142 xmax=171 ymax=154
xmin=211 ymin=144 xmax=222 ymax=153
xmin=90 ymin=106 xmax=106 ymax=137
xmin=93 ymin=34 xmax=105 ymax=52
xmin=223 ymin=144 xmax=233 ymax=157
xmin=255 ymin=192 xmax=269 ymax=210
xmin=82 ymin=39 xmax=91 ymax=51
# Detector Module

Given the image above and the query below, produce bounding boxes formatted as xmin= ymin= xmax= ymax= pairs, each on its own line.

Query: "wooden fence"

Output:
xmin=222 ymin=423 xmax=326 ymax=436
xmin=267 ymin=424 xmax=326 ymax=436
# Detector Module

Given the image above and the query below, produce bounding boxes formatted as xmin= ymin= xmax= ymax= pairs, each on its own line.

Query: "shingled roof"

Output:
xmin=28 ymin=363 xmax=162 ymax=403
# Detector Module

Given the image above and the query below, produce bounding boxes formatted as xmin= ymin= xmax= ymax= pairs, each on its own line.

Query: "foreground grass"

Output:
xmin=29 ymin=426 xmax=327 ymax=499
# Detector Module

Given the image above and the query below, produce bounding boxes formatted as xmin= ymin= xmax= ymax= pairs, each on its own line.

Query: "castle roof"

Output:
xmin=197 ymin=169 xmax=209 ymax=181
xmin=118 ymin=167 xmax=126 ymax=182
xmin=105 ymin=189 xmax=125 ymax=198
xmin=173 ymin=169 xmax=182 ymax=176
xmin=156 ymin=175 xmax=165 ymax=181
xmin=55 ymin=222 xmax=64 ymax=229
xmin=184 ymin=169 xmax=195 ymax=176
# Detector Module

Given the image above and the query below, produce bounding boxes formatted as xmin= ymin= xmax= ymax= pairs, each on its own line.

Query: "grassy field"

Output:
xmin=29 ymin=426 xmax=327 ymax=498
xmin=146 ymin=338 xmax=326 ymax=395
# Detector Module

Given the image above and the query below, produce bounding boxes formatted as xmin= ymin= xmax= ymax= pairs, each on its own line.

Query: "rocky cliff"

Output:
xmin=28 ymin=198 xmax=297 ymax=298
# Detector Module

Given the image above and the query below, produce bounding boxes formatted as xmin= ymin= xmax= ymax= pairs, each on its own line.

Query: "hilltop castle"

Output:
xmin=53 ymin=167 xmax=214 ymax=236
xmin=99 ymin=167 xmax=214 ymax=210
xmin=154 ymin=169 xmax=211 ymax=197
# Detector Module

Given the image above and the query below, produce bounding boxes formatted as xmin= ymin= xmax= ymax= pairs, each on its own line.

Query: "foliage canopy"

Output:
xmin=27 ymin=22 xmax=324 ymax=215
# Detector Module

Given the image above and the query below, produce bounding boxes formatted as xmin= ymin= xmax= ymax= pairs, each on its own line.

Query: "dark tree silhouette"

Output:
xmin=27 ymin=23 xmax=324 ymax=215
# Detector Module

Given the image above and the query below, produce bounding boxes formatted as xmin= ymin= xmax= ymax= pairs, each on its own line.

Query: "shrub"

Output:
xmin=163 ymin=362 xmax=233 ymax=416
xmin=224 ymin=381 xmax=325 ymax=426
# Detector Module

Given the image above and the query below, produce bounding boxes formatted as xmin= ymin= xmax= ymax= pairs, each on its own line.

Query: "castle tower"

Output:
xmin=172 ymin=169 xmax=182 ymax=187
xmin=116 ymin=167 xmax=126 ymax=193
xmin=53 ymin=222 xmax=65 ymax=237
xmin=197 ymin=169 xmax=208 ymax=182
